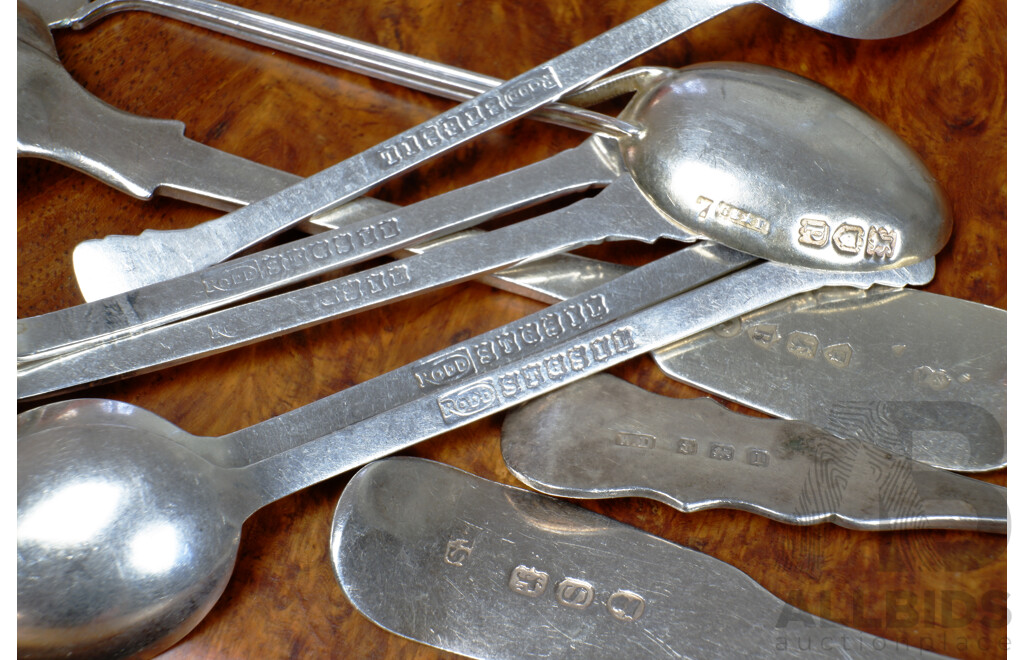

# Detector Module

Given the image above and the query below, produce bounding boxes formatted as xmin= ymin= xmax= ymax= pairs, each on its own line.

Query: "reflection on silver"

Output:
xmin=18 ymin=481 xmax=123 ymax=546
xmin=129 ymin=522 xmax=184 ymax=575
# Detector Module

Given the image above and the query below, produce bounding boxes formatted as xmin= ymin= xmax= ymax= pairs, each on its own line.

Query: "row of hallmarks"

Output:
xmin=201 ymin=217 xmax=400 ymax=294
xmin=443 ymin=535 xmax=645 ymax=622
xmin=415 ymin=294 xmax=612 ymax=391
xmin=376 ymin=67 xmax=562 ymax=169
xmin=615 ymin=431 xmax=771 ymax=467
xmin=694 ymin=195 xmax=899 ymax=262
xmin=435 ymin=326 xmax=638 ymax=423
xmin=204 ymin=263 xmax=411 ymax=340
xmin=710 ymin=318 xmax=854 ymax=370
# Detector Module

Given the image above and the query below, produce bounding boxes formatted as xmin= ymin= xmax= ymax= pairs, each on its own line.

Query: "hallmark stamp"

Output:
xmin=865 ymin=226 xmax=897 ymax=258
xmin=748 ymin=448 xmax=770 ymax=467
xmin=615 ymin=432 xmax=656 ymax=450
xmin=748 ymin=323 xmax=780 ymax=348
xmin=914 ymin=365 xmax=953 ymax=391
xmin=444 ymin=539 xmax=474 ymax=567
xmin=786 ymin=331 xmax=820 ymax=360
xmin=718 ymin=201 xmax=770 ymax=234
xmin=797 ymin=217 xmax=830 ymax=247
xmin=414 ymin=348 xmax=476 ymax=388
xmin=437 ymin=380 xmax=500 ymax=421
xmin=831 ymin=223 xmax=865 ymax=254
xmin=555 ymin=578 xmax=595 ymax=609
xmin=677 ymin=438 xmax=698 ymax=455
xmin=709 ymin=443 xmax=735 ymax=461
xmin=509 ymin=565 xmax=549 ymax=597
xmin=823 ymin=343 xmax=854 ymax=369
xmin=607 ymin=590 xmax=646 ymax=622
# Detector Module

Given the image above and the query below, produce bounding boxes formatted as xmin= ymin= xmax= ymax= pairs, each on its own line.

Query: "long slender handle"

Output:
xmin=51 ymin=0 xmax=735 ymax=292
xmin=500 ymin=374 xmax=1007 ymax=533
xmin=239 ymin=257 xmax=935 ymax=509
xmin=56 ymin=0 xmax=637 ymax=137
xmin=19 ymin=138 xmax=619 ymax=363
xmin=16 ymin=180 xmax=697 ymax=401
xmin=20 ymin=30 xmax=591 ymax=306
xmin=333 ymin=458 xmax=951 ymax=659
xmin=210 ymin=243 xmax=748 ymax=466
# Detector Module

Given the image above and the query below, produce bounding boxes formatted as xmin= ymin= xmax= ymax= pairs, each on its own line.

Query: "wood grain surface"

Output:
xmin=17 ymin=0 xmax=1006 ymax=658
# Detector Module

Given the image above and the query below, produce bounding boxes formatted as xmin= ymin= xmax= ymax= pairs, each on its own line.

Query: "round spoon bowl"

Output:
xmin=619 ymin=63 xmax=951 ymax=270
xmin=767 ymin=0 xmax=958 ymax=39
xmin=17 ymin=400 xmax=241 ymax=659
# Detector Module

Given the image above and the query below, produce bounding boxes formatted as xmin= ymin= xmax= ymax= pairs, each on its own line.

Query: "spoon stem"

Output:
xmin=236 ymin=257 xmax=934 ymax=511
xmin=17 ymin=176 xmax=696 ymax=399
xmin=47 ymin=0 xmax=732 ymax=293
xmin=60 ymin=0 xmax=640 ymax=137
xmin=220 ymin=242 xmax=751 ymax=467
xmin=19 ymin=136 xmax=621 ymax=363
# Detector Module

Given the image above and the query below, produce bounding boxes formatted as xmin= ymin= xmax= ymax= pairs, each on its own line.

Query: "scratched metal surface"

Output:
xmin=16 ymin=0 xmax=1006 ymax=658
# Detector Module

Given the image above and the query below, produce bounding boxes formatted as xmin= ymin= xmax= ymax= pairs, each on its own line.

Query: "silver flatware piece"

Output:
xmin=501 ymin=374 xmax=1006 ymax=532
xmin=654 ymin=286 xmax=1007 ymax=471
xmin=332 ymin=457 xmax=952 ymax=659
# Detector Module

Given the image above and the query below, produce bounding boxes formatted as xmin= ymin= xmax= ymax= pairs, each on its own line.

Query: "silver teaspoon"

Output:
xmin=19 ymin=62 xmax=947 ymax=368
xmin=34 ymin=0 xmax=950 ymax=302
xmin=501 ymin=374 xmax=1006 ymax=532
xmin=17 ymin=253 xmax=936 ymax=659
xmin=42 ymin=0 xmax=958 ymax=295
xmin=332 ymin=457 xmax=952 ymax=659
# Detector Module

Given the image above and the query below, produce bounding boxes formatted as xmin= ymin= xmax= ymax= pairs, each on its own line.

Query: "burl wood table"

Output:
xmin=17 ymin=1 xmax=1006 ymax=657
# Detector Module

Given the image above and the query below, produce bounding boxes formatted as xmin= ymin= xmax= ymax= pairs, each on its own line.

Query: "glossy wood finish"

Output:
xmin=17 ymin=1 xmax=1006 ymax=657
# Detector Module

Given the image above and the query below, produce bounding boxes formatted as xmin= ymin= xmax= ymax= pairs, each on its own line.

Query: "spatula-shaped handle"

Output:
xmin=332 ymin=458 xmax=953 ymax=659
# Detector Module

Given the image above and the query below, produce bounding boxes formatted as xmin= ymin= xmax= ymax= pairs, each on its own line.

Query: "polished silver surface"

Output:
xmin=19 ymin=63 xmax=950 ymax=368
xmin=502 ymin=374 xmax=1006 ymax=532
xmin=618 ymin=64 xmax=950 ymax=270
xmin=48 ymin=0 xmax=957 ymax=297
xmin=25 ymin=244 xmax=751 ymax=464
xmin=424 ymin=245 xmax=1006 ymax=473
xmin=390 ymin=228 xmax=636 ymax=304
xmin=16 ymin=250 xmax=935 ymax=659
xmin=332 ymin=457 xmax=951 ymax=659
xmin=655 ymin=286 xmax=1007 ymax=471
xmin=18 ymin=2 xmax=298 ymax=212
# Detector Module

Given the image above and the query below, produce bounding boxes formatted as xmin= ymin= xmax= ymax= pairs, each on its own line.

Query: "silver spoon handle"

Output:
xmin=51 ymin=0 xmax=731 ymax=291
xmin=55 ymin=0 xmax=632 ymax=137
xmin=333 ymin=458 xmax=952 ymax=660
xmin=237 ymin=257 xmax=935 ymax=511
xmin=18 ymin=33 xmax=628 ymax=317
xmin=16 ymin=177 xmax=697 ymax=400
xmin=17 ymin=36 xmax=299 ymax=211
xmin=18 ymin=137 xmax=619 ymax=363
xmin=501 ymin=374 xmax=1007 ymax=533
